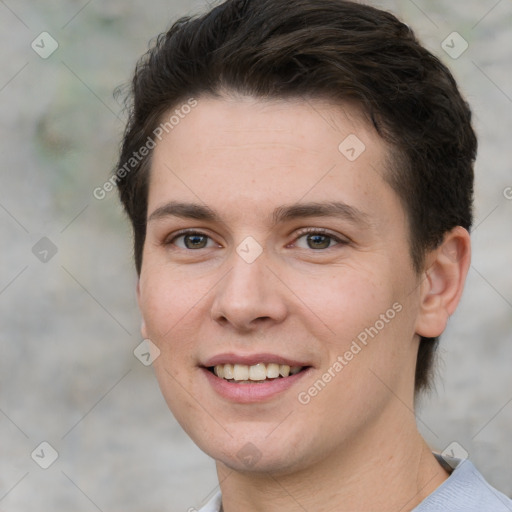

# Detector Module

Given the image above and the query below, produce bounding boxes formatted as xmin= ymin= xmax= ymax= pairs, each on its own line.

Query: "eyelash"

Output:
xmin=165 ymin=227 xmax=349 ymax=251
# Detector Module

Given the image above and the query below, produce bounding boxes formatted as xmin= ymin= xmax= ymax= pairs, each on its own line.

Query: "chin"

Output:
xmin=215 ymin=447 xmax=307 ymax=476
xmin=189 ymin=426 xmax=315 ymax=476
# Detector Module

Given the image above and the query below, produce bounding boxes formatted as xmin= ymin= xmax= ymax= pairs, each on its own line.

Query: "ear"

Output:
xmin=136 ymin=279 xmax=148 ymax=339
xmin=415 ymin=226 xmax=471 ymax=338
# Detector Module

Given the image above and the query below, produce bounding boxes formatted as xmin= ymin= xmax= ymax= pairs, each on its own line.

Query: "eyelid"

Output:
xmin=164 ymin=227 xmax=349 ymax=250
xmin=164 ymin=228 xmax=220 ymax=247
xmin=291 ymin=227 xmax=350 ymax=246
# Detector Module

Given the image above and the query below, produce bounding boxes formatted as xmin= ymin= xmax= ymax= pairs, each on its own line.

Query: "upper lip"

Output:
xmin=202 ymin=353 xmax=311 ymax=368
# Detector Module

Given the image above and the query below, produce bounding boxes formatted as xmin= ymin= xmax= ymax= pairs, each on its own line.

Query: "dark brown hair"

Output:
xmin=114 ymin=0 xmax=477 ymax=394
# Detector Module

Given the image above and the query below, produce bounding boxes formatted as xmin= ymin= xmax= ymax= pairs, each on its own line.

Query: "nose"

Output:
xmin=210 ymin=247 xmax=288 ymax=333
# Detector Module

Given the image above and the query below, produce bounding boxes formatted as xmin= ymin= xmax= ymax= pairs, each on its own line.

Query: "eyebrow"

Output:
xmin=147 ymin=200 xmax=371 ymax=228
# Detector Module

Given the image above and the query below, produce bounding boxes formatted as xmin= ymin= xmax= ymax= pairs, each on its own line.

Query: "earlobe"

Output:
xmin=136 ymin=279 xmax=149 ymax=339
xmin=415 ymin=226 xmax=471 ymax=338
xmin=136 ymin=278 xmax=141 ymax=301
xmin=140 ymin=318 xmax=148 ymax=340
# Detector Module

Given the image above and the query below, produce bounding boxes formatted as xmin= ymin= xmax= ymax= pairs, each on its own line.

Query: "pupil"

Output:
xmin=186 ymin=234 xmax=206 ymax=249
xmin=308 ymin=234 xmax=330 ymax=249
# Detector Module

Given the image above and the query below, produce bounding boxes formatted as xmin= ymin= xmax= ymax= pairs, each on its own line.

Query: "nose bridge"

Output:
xmin=211 ymin=241 xmax=287 ymax=329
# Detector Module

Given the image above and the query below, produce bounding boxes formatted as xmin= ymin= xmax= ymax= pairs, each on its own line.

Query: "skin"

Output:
xmin=137 ymin=95 xmax=471 ymax=511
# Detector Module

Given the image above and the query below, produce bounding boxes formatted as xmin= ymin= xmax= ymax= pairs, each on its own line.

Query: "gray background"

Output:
xmin=0 ymin=0 xmax=511 ymax=510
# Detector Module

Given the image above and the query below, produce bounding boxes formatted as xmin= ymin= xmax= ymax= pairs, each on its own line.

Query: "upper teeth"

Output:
xmin=213 ymin=363 xmax=303 ymax=381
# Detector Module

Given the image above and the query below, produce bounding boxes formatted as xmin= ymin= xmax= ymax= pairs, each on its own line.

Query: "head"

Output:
xmin=115 ymin=0 xmax=475 ymax=473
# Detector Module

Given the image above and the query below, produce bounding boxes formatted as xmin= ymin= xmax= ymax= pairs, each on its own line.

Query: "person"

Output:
xmin=113 ymin=0 xmax=512 ymax=510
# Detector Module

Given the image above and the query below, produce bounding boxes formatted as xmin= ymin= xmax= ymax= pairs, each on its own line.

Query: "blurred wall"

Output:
xmin=1 ymin=1 xmax=511 ymax=510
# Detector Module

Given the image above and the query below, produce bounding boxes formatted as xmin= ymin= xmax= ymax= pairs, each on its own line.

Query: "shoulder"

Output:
xmin=196 ymin=491 xmax=222 ymax=512
xmin=414 ymin=455 xmax=512 ymax=512
xmin=195 ymin=458 xmax=512 ymax=512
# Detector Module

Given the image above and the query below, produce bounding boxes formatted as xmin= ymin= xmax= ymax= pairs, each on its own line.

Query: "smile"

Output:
xmin=210 ymin=363 xmax=304 ymax=383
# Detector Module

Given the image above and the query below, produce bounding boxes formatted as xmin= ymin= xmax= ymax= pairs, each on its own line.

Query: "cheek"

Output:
xmin=314 ymin=274 xmax=418 ymax=408
xmin=139 ymin=270 xmax=203 ymax=414
xmin=294 ymin=264 xmax=414 ymax=395
xmin=139 ymin=266 xmax=205 ymax=341
xmin=289 ymin=264 xmax=397 ymax=344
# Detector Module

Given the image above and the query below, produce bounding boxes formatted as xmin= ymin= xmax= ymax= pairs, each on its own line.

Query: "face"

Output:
xmin=137 ymin=95 xmax=425 ymax=475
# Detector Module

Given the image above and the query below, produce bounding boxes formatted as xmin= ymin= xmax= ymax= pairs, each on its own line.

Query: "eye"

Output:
xmin=166 ymin=230 xmax=218 ymax=250
xmin=292 ymin=228 xmax=348 ymax=250
xmin=164 ymin=228 xmax=347 ymax=251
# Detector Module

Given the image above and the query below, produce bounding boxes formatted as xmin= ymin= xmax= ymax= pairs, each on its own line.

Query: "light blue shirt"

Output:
xmin=197 ymin=456 xmax=512 ymax=511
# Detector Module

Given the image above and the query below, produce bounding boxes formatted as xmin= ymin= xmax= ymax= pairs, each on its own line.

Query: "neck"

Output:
xmin=216 ymin=405 xmax=449 ymax=512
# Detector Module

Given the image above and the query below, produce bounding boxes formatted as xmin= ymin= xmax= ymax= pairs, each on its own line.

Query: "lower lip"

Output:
xmin=201 ymin=367 xmax=311 ymax=403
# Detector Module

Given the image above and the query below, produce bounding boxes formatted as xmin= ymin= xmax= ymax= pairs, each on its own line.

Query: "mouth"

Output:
xmin=207 ymin=363 xmax=308 ymax=383
xmin=200 ymin=353 xmax=312 ymax=402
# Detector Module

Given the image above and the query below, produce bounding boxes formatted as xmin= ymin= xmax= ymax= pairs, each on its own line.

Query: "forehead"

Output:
xmin=147 ymin=95 xmax=403 ymax=230
xmin=155 ymin=94 xmax=375 ymax=157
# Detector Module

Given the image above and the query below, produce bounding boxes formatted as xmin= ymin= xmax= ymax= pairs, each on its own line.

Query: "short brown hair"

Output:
xmin=114 ymin=0 xmax=477 ymax=395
